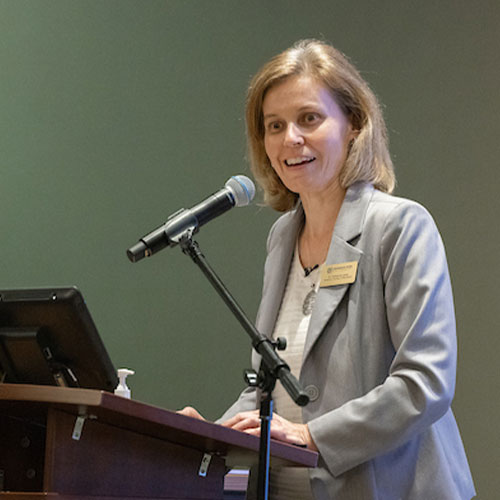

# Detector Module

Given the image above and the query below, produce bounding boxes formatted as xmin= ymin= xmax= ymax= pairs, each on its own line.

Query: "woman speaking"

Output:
xmin=181 ymin=39 xmax=475 ymax=500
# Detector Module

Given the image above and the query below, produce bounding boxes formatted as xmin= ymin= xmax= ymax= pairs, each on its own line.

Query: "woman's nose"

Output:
xmin=283 ymin=123 xmax=304 ymax=146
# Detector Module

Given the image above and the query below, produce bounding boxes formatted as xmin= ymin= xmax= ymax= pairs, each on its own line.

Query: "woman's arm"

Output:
xmin=307 ymin=201 xmax=457 ymax=476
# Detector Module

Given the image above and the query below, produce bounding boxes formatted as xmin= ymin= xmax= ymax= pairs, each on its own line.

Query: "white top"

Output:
xmin=269 ymin=247 xmax=319 ymax=500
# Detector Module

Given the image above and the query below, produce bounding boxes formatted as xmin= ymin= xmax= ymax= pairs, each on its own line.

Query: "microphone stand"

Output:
xmin=178 ymin=232 xmax=309 ymax=500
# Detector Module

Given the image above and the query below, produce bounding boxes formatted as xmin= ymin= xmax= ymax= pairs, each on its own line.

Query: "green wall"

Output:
xmin=1 ymin=0 xmax=498 ymax=496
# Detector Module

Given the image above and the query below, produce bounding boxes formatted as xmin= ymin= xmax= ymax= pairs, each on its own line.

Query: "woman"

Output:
xmin=182 ymin=39 xmax=475 ymax=499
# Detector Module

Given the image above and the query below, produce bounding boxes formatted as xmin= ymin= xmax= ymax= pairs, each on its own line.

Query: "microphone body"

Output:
xmin=127 ymin=175 xmax=255 ymax=262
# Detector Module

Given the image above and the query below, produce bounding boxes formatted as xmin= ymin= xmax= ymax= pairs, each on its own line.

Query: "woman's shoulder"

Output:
xmin=364 ymin=188 xmax=446 ymax=263
xmin=367 ymin=188 xmax=438 ymax=232
xmin=370 ymin=188 xmax=430 ymax=215
xmin=265 ymin=205 xmax=303 ymax=252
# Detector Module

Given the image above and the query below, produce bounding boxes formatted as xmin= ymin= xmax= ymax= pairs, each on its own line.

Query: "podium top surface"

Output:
xmin=0 ymin=383 xmax=317 ymax=469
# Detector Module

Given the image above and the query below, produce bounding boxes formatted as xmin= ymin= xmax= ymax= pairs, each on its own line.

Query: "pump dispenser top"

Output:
xmin=114 ymin=368 xmax=135 ymax=399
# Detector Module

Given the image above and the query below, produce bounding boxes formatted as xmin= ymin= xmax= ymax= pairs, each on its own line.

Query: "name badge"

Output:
xmin=320 ymin=261 xmax=358 ymax=287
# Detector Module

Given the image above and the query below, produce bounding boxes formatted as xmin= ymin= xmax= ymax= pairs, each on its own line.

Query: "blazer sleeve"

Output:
xmin=307 ymin=201 xmax=458 ymax=476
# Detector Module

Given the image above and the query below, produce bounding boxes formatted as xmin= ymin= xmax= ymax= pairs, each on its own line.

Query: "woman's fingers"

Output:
xmin=177 ymin=406 xmax=206 ymax=420
xmin=223 ymin=410 xmax=261 ymax=432
xmin=222 ymin=411 xmax=316 ymax=449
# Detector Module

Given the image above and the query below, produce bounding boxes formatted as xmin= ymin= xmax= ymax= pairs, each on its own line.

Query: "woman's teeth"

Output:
xmin=285 ymin=156 xmax=315 ymax=166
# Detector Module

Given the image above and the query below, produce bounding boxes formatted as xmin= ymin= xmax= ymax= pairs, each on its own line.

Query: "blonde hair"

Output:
xmin=246 ymin=39 xmax=395 ymax=212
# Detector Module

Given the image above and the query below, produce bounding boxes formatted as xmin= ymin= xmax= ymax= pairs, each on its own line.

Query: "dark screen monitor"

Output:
xmin=0 ymin=287 xmax=118 ymax=392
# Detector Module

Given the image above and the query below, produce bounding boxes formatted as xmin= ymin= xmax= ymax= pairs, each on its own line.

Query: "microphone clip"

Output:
xmin=165 ymin=209 xmax=198 ymax=247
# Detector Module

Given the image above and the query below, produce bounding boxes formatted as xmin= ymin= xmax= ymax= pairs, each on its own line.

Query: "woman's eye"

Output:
xmin=267 ymin=121 xmax=283 ymax=132
xmin=302 ymin=113 xmax=319 ymax=124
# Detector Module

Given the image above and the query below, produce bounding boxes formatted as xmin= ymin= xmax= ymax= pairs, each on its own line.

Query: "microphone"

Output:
xmin=127 ymin=175 xmax=255 ymax=262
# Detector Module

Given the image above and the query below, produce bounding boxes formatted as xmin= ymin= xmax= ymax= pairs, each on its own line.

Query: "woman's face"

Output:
xmin=262 ymin=74 xmax=356 ymax=199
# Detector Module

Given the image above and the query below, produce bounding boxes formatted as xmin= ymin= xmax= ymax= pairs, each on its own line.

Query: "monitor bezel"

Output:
xmin=0 ymin=287 xmax=118 ymax=392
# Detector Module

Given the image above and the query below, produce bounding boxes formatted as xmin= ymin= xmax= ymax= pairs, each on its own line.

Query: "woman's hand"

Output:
xmin=222 ymin=410 xmax=318 ymax=451
xmin=177 ymin=406 xmax=206 ymax=420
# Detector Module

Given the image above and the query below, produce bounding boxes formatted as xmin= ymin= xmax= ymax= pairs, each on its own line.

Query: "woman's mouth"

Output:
xmin=284 ymin=156 xmax=316 ymax=167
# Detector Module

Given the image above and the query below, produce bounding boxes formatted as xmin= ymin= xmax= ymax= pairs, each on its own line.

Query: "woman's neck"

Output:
xmin=298 ymin=185 xmax=346 ymax=269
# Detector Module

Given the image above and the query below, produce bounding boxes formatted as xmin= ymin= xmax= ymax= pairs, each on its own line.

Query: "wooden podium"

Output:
xmin=0 ymin=384 xmax=317 ymax=499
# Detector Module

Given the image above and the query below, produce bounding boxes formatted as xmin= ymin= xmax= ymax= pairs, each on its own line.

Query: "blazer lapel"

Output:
xmin=256 ymin=208 xmax=303 ymax=338
xmin=303 ymin=237 xmax=363 ymax=362
xmin=303 ymin=182 xmax=374 ymax=363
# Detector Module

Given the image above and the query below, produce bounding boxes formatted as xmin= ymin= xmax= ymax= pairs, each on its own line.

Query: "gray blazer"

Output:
xmin=220 ymin=182 xmax=475 ymax=499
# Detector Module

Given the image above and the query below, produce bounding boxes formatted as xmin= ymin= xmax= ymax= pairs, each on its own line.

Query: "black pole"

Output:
xmin=257 ymin=392 xmax=273 ymax=500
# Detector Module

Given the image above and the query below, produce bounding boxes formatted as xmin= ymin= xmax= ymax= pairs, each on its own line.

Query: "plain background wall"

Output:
xmin=1 ymin=0 xmax=498 ymax=497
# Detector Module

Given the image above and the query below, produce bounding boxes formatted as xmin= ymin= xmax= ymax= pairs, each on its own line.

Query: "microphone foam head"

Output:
xmin=225 ymin=175 xmax=256 ymax=207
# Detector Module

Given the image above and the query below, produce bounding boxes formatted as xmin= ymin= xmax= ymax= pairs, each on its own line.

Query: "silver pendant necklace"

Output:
xmin=299 ymin=233 xmax=320 ymax=315
xmin=302 ymin=284 xmax=317 ymax=316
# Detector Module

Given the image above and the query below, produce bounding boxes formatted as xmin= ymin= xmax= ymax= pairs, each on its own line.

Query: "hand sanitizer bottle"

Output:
xmin=114 ymin=368 xmax=135 ymax=399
